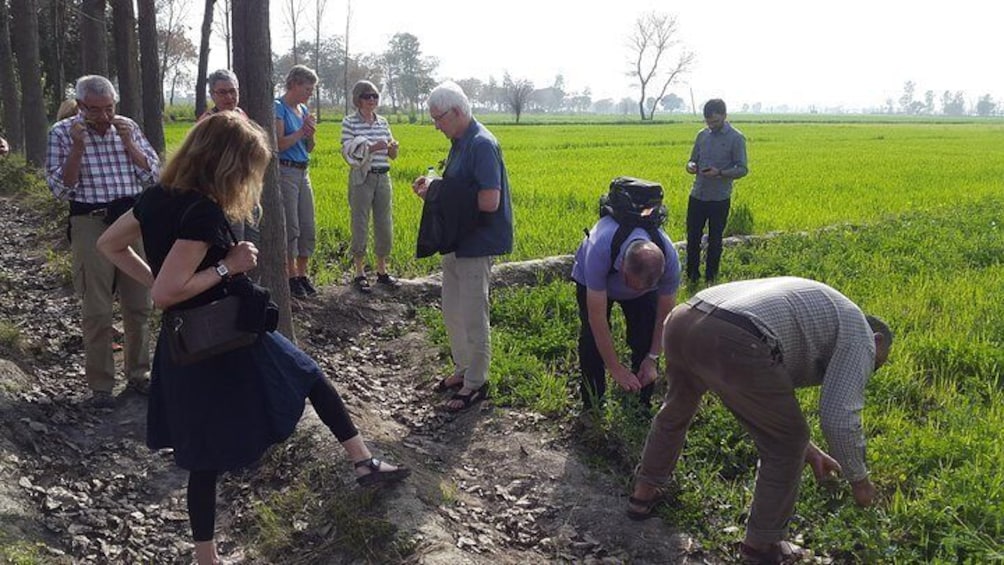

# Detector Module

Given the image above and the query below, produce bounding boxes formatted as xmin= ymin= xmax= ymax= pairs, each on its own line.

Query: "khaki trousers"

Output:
xmin=348 ymin=171 xmax=393 ymax=259
xmin=70 ymin=215 xmax=152 ymax=392
xmin=279 ymin=166 xmax=316 ymax=258
xmin=637 ymin=303 xmax=809 ymax=545
xmin=441 ymin=253 xmax=492 ymax=390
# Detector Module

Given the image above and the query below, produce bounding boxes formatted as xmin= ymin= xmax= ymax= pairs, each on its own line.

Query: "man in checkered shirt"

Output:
xmin=626 ymin=277 xmax=892 ymax=562
xmin=47 ymin=75 xmax=160 ymax=407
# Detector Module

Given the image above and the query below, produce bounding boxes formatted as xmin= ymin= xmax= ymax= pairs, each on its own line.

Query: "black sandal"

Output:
xmin=354 ymin=457 xmax=411 ymax=487
xmin=443 ymin=387 xmax=488 ymax=412
xmin=625 ymin=490 xmax=669 ymax=521
xmin=433 ymin=375 xmax=464 ymax=392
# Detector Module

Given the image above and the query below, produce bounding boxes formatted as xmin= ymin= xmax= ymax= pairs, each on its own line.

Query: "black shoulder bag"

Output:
xmin=163 ymin=206 xmax=259 ymax=366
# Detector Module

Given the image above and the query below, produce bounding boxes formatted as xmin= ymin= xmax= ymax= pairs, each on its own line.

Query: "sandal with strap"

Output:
xmin=433 ymin=375 xmax=464 ymax=393
xmin=354 ymin=457 xmax=411 ymax=487
xmin=625 ymin=489 xmax=670 ymax=521
xmin=352 ymin=275 xmax=372 ymax=294
xmin=739 ymin=541 xmax=809 ymax=564
xmin=443 ymin=387 xmax=489 ymax=412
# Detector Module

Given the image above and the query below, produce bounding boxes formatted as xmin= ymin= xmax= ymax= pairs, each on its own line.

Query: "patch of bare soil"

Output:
xmin=0 ymin=195 xmax=712 ymax=564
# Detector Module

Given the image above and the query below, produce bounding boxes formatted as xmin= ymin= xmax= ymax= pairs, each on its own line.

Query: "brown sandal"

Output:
xmin=739 ymin=541 xmax=808 ymax=564
xmin=625 ymin=489 xmax=669 ymax=521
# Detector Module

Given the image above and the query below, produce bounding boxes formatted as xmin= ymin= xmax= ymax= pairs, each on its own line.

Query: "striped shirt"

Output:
xmin=46 ymin=115 xmax=160 ymax=203
xmin=695 ymin=276 xmax=876 ymax=481
xmin=340 ymin=111 xmax=393 ymax=171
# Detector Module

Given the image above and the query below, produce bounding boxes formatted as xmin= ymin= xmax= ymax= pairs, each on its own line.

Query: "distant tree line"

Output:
xmin=892 ymin=80 xmax=998 ymax=117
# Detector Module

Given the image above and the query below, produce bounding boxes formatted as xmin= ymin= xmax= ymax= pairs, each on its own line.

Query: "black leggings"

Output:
xmin=187 ymin=377 xmax=359 ymax=541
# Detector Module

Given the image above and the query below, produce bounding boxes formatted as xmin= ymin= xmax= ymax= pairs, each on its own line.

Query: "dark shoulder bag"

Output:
xmin=163 ymin=206 xmax=258 ymax=366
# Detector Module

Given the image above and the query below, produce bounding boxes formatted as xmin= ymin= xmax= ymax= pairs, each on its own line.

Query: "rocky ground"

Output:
xmin=0 ymin=195 xmax=715 ymax=564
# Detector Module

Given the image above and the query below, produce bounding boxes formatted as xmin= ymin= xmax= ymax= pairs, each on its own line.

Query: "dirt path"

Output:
xmin=0 ymin=195 xmax=711 ymax=564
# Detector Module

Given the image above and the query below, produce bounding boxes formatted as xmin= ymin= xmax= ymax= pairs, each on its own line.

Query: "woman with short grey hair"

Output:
xmin=275 ymin=65 xmax=319 ymax=298
xmin=340 ymin=80 xmax=401 ymax=293
xmin=199 ymin=69 xmax=246 ymax=122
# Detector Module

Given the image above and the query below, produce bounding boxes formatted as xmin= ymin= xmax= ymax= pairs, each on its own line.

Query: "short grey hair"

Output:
xmin=284 ymin=65 xmax=318 ymax=89
xmin=75 ymin=75 xmax=117 ymax=102
xmin=623 ymin=240 xmax=665 ymax=289
xmin=207 ymin=69 xmax=239 ymax=91
xmin=428 ymin=81 xmax=471 ymax=119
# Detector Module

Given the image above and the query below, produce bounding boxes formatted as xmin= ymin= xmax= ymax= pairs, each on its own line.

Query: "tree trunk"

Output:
xmin=0 ymin=0 xmax=24 ymax=152
xmin=137 ymin=0 xmax=164 ymax=155
xmin=80 ymin=0 xmax=107 ymax=76
xmin=195 ymin=0 xmax=215 ymax=118
xmin=41 ymin=0 xmax=67 ymax=118
xmin=110 ymin=0 xmax=142 ymax=123
xmin=10 ymin=0 xmax=49 ymax=166
xmin=233 ymin=0 xmax=294 ymax=339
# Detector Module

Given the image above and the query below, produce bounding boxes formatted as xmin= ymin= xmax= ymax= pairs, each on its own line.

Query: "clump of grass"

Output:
xmin=0 ymin=321 xmax=23 ymax=353
xmin=725 ymin=201 xmax=755 ymax=236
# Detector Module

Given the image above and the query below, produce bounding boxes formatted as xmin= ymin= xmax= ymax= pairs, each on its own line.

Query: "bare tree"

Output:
xmin=111 ymin=0 xmax=142 ymax=123
xmin=137 ymin=0 xmax=164 ymax=154
xmin=195 ymin=0 xmax=216 ymax=117
xmin=10 ymin=0 xmax=48 ymax=165
xmin=0 ymin=0 xmax=24 ymax=152
xmin=627 ymin=12 xmax=694 ymax=121
xmin=156 ymin=0 xmax=190 ymax=92
xmin=282 ymin=0 xmax=307 ymax=65
xmin=233 ymin=0 xmax=293 ymax=338
xmin=80 ymin=0 xmax=108 ymax=75
xmin=213 ymin=0 xmax=233 ymax=68
xmin=312 ymin=0 xmax=328 ymax=120
xmin=502 ymin=72 xmax=534 ymax=124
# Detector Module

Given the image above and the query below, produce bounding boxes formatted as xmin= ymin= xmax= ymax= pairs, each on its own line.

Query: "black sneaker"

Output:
xmin=299 ymin=276 xmax=318 ymax=296
xmin=352 ymin=275 xmax=372 ymax=294
xmin=289 ymin=277 xmax=307 ymax=299
xmin=376 ymin=273 xmax=402 ymax=289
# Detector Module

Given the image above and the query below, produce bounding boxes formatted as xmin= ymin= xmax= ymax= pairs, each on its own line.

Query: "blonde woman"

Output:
xmin=97 ymin=113 xmax=409 ymax=565
xmin=341 ymin=80 xmax=401 ymax=293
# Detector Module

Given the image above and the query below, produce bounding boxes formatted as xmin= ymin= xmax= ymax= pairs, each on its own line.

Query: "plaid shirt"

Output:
xmin=696 ymin=277 xmax=877 ymax=481
xmin=46 ymin=115 xmax=160 ymax=203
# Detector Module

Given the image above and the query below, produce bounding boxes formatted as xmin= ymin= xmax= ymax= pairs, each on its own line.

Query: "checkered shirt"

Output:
xmin=46 ymin=115 xmax=160 ymax=203
xmin=695 ymin=276 xmax=877 ymax=481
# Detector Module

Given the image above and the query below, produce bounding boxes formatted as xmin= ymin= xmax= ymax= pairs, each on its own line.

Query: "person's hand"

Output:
xmin=412 ymin=176 xmax=430 ymax=199
xmin=686 ymin=161 xmax=698 ymax=174
xmin=610 ymin=363 xmax=642 ymax=392
xmin=805 ymin=445 xmax=842 ymax=483
xmin=223 ymin=241 xmax=258 ymax=275
xmin=301 ymin=114 xmax=317 ymax=137
xmin=370 ymin=139 xmax=388 ymax=152
xmin=69 ymin=121 xmax=88 ymax=145
xmin=388 ymin=139 xmax=399 ymax=151
xmin=850 ymin=477 xmax=876 ymax=507
xmin=700 ymin=166 xmax=720 ymax=178
xmin=111 ymin=116 xmax=132 ymax=139
xmin=637 ymin=357 xmax=658 ymax=387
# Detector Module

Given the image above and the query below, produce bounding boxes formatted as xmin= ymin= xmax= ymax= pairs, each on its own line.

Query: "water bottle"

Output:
xmin=426 ymin=166 xmax=438 ymax=180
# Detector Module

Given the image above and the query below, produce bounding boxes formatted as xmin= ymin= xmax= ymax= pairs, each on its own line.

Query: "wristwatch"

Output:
xmin=214 ymin=261 xmax=229 ymax=279
xmin=646 ymin=352 xmax=660 ymax=362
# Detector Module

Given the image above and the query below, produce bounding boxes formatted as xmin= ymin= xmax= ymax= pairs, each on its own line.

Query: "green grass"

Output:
xmin=452 ymin=198 xmax=1004 ymax=562
xmin=162 ymin=119 xmax=1004 ymax=283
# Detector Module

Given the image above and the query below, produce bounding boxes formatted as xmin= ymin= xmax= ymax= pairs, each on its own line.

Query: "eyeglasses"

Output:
xmin=78 ymin=101 xmax=115 ymax=116
xmin=431 ymin=108 xmax=452 ymax=122
xmin=212 ymin=88 xmax=239 ymax=97
xmin=360 ymin=93 xmax=379 ymax=101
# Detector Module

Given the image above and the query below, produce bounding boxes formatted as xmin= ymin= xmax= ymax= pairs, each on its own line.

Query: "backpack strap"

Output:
xmin=608 ymin=224 xmax=668 ymax=275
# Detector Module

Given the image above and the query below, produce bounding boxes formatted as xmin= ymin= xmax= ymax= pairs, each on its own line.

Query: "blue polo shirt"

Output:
xmin=571 ymin=216 xmax=681 ymax=300
xmin=443 ymin=119 xmax=513 ymax=257
xmin=274 ymin=98 xmax=310 ymax=163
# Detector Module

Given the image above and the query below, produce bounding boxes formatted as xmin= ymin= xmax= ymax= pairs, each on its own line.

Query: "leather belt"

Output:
xmin=69 ymin=201 xmax=109 ymax=217
xmin=370 ymin=167 xmax=390 ymax=174
xmin=688 ymin=299 xmax=770 ymax=344
xmin=278 ymin=159 xmax=309 ymax=169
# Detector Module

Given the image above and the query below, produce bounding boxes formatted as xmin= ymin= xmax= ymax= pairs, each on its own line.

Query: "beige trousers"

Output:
xmin=440 ymin=253 xmax=492 ymax=390
xmin=70 ymin=215 xmax=152 ymax=392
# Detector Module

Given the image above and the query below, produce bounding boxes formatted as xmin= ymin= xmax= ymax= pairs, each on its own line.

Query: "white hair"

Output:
xmin=428 ymin=81 xmax=471 ymax=119
xmin=75 ymin=75 xmax=118 ymax=102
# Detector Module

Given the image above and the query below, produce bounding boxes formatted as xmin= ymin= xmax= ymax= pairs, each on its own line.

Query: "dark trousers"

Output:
xmin=576 ymin=283 xmax=657 ymax=410
xmin=686 ymin=196 xmax=731 ymax=282
xmin=187 ymin=377 xmax=358 ymax=541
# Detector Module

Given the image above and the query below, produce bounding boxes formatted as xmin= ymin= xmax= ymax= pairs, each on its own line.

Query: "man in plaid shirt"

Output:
xmin=47 ymin=75 xmax=159 ymax=407
xmin=626 ymin=277 xmax=893 ymax=563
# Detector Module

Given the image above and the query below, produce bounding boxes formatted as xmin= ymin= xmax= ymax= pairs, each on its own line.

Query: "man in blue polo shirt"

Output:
xmin=571 ymin=216 xmax=681 ymax=415
xmin=411 ymin=81 xmax=513 ymax=412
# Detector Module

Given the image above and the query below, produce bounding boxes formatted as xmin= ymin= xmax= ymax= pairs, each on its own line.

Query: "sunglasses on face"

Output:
xmin=360 ymin=93 xmax=379 ymax=101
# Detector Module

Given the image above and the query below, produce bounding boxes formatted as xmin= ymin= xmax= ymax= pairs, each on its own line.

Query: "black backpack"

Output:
xmin=589 ymin=176 xmax=669 ymax=272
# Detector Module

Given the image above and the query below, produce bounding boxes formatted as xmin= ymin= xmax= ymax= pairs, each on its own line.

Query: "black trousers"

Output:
xmin=686 ymin=196 xmax=731 ymax=282
xmin=576 ymin=283 xmax=657 ymax=410
xmin=187 ymin=377 xmax=358 ymax=542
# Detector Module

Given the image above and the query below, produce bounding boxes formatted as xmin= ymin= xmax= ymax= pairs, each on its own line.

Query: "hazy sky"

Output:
xmin=211 ymin=0 xmax=1002 ymax=112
